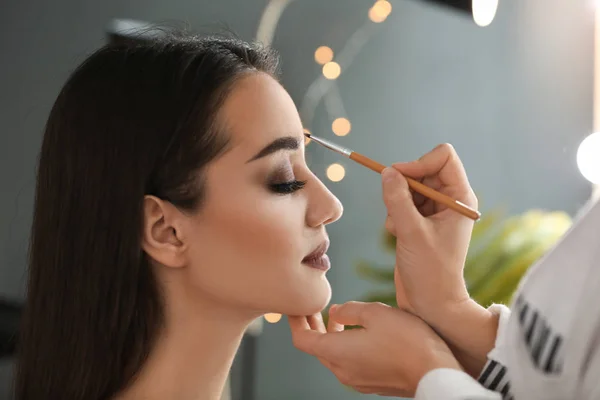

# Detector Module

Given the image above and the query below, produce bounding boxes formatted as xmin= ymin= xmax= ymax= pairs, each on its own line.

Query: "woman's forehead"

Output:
xmin=217 ymin=73 xmax=303 ymax=155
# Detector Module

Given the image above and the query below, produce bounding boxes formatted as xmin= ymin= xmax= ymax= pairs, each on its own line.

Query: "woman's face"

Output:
xmin=171 ymin=73 xmax=343 ymax=317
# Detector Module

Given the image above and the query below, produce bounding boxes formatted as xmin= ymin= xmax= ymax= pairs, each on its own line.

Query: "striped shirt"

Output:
xmin=415 ymin=198 xmax=600 ymax=400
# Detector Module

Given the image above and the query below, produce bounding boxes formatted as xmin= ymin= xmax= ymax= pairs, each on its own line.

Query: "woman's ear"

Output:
xmin=141 ymin=195 xmax=188 ymax=268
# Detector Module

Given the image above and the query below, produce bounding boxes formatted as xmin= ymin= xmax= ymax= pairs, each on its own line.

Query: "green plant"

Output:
xmin=323 ymin=208 xmax=572 ymax=326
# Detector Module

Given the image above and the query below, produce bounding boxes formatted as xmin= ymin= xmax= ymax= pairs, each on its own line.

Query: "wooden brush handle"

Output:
xmin=349 ymin=152 xmax=480 ymax=221
xmin=350 ymin=152 xmax=386 ymax=174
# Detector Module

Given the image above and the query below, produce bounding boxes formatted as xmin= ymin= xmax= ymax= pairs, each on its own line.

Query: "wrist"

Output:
xmin=420 ymin=298 xmax=500 ymax=377
xmin=428 ymin=297 xmax=497 ymax=342
xmin=416 ymin=291 xmax=473 ymax=327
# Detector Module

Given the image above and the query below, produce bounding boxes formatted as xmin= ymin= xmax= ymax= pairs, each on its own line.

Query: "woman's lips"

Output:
xmin=302 ymin=254 xmax=331 ymax=271
xmin=302 ymin=240 xmax=330 ymax=271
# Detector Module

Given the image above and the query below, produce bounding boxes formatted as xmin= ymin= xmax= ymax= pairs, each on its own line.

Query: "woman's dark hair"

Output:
xmin=13 ymin=31 xmax=279 ymax=400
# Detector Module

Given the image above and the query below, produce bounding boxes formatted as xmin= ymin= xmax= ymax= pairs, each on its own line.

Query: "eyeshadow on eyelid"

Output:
xmin=267 ymin=162 xmax=295 ymax=183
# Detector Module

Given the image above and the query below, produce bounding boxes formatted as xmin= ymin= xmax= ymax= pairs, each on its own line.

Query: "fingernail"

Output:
xmin=329 ymin=304 xmax=338 ymax=313
xmin=382 ymin=168 xmax=396 ymax=182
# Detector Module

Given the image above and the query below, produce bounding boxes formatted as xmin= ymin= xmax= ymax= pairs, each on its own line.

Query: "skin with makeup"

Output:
xmin=13 ymin=34 xmax=344 ymax=400
xmin=121 ymin=75 xmax=344 ymax=399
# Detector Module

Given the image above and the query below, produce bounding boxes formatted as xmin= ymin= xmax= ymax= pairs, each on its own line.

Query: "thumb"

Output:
xmin=381 ymin=167 xmax=421 ymax=231
xmin=329 ymin=301 xmax=373 ymax=327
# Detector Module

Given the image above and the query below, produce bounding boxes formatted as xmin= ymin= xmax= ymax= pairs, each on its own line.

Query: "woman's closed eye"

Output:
xmin=267 ymin=162 xmax=307 ymax=195
xmin=269 ymin=179 xmax=306 ymax=195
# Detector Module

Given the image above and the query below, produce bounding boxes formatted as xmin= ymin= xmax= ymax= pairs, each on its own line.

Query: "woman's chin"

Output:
xmin=285 ymin=281 xmax=332 ymax=316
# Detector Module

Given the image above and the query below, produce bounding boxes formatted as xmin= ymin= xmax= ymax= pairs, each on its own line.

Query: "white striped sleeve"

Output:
xmin=477 ymin=303 xmax=514 ymax=399
xmin=415 ymin=369 xmax=502 ymax=400
xmin=485 ymin=304 xmax=512 ymax=365
xmin=478 ymin=360 xmax=513 ymax=400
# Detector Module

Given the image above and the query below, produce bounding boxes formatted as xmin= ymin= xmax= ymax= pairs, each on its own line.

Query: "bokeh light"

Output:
xmin=264 ymin=313 xmax=282 ymax=323
xmin=303 ymin=128 xmax=311 ymax=145
xmin=332 ymin=118 xmax=351 ymax=136
xmin=369 ymin=0 xmax=392 ymax=23
xmin=472 ymin=0 xmax=499 ymax=27
xmin=326 ymin=163 xmax=346 ymax=182
xmin=322 ymin=61 xmax=341 ymax=80
xmin=314 ymin=46 xmax=334 ymax=65
xmin=577 ymin=132 xmax=600 ymax=183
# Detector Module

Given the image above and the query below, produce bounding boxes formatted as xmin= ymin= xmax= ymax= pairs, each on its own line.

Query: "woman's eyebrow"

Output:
xmin=246 ymin=136 xmax=300 ymax=163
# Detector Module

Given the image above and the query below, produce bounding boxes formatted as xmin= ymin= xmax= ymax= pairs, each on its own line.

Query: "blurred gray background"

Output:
xmin=0 ymin=0 xmax=595 ymax=398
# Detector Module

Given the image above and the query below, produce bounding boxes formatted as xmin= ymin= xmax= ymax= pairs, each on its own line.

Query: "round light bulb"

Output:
xmin=314 ymin=46 xmax=334 ymax=65
xmin=472 ymin=0 xmax=499 ymax=27
xmin=332 ymin=118 xmax=351 ymax=136
xmin=326 ymin=163 xmax=346 ymax=182
xmin=577 ymin=132 xmax=600 ymax=184
xmin=303 ymin=128 xmax=311 ymax=145
xmin=264 ymin=313 xmax=282 ymax=323
xmin=322 ymin=61 xmax=341 ymax=80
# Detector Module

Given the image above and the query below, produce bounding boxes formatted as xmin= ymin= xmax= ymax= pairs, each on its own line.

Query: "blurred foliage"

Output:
xmin=323 ymin=207 xmax=572 ymax=326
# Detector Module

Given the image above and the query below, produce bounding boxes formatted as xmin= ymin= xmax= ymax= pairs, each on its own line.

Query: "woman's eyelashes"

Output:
xmin=269 ymin=179 xmax=306 ymax=195
xmin=267 ymin=164 xmax=307 ymax=195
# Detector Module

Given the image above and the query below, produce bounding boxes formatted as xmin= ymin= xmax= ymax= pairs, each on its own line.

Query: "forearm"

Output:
xmin=423 ymin=299 xmax=500 ymax=378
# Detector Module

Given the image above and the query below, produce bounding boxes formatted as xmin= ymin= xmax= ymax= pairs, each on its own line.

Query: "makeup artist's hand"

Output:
xmin=382 ymin=143 xmax=475 ymax=319
xmin=382 ymin=144 xmax=499 ymax=378
xmin=288 ymin=301 xmax=462 ymax=397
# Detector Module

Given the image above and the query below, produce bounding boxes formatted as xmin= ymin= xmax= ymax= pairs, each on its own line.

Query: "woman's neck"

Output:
xmin=118 ymin=296 xmax=258 ymax=400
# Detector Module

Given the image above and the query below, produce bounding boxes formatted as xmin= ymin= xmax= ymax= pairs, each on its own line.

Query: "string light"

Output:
xmin=577 ymin=132 xmax=600 ymax=183
xmin=472 ymin=0 xmax=499 ymax=27
xmin=264 ymin=313 xmax=282 ymax=323
xmin=375 ymin=0 xmax=392 ymax=17
xmin=332 ymin=118 xmax=351 ymax=136
xmin=303 ymin=128 xmax=311 ymax=145
xmin=322 ymin=61 xmax=341 ymax=80
xmin=326 ymin=163 xmax=346 ymax=182
xmin=369 ymin=0 xmax=392 ymax=23
xmin=314 ymin=46 xmax=334 ymax=65
xmin=302 ymin=1 xmax=389 ymax=186
xmin=368 ymin=8 xmax=385 ymax=23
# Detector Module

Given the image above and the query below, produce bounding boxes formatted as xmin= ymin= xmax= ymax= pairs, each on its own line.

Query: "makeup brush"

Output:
xmin=305 ymin=133 xmax=481 ymax=221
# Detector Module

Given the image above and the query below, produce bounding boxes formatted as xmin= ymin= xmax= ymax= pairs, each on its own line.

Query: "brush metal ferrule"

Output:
xmin=307 ymin=135 xmax=352 ymax=157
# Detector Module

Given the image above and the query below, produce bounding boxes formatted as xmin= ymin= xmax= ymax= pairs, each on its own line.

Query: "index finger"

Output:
xmin=393 ymin=143 xmax=468 ymax=188
xmin=393 ymin=143 xmax=476 ymax=207
xmin=288 ymin=316 xmax=327 ymax=356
